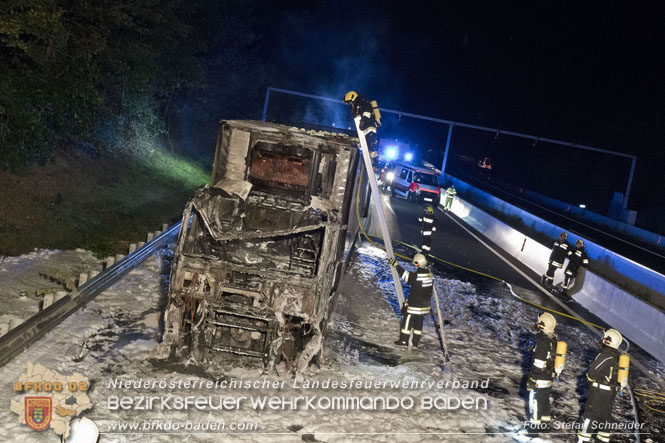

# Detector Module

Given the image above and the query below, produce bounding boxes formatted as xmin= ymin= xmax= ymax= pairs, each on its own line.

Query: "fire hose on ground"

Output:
xmin=352 ymin=163 xmax=665 ymax=442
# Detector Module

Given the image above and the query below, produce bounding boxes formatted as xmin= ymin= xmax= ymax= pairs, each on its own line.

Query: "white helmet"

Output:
xmin=412 ymin=254 xmax=427 ymax=267
xmin=603 ymin=329 xmax=622 ymax=349
xmin=537 ymin=312 xmax=556 ymax=335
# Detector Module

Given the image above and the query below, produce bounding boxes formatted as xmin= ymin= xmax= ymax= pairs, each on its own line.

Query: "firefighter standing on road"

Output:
xmin=418 ymin=206 xmax=437 ymax=255
xmin=542 ymin=232 xmax=570 ymax=288
xmin=561 ymin=239 xmax=590 ymax=296
xmin=345 ymin=91 xmax=381 ymax=158
xmin=525 ymin=312 xmax=562 ymax=435
xmin=444 ymin=185 xmax=456 ymax=211
xmin=577 ymin=329 xmax=625 ymax=443
xmin=388 ymin=254 xmax=433 ymax=347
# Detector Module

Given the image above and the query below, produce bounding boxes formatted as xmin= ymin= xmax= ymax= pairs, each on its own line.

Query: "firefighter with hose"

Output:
xmin=388 ymin=254 xmax=433 ymax=348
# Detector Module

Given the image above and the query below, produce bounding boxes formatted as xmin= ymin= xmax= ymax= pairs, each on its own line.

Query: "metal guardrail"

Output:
xmin=0 ymin=222 xmax=182 ymax=368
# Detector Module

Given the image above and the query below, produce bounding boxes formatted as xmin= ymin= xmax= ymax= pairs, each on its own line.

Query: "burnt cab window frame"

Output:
xmin=247 ymin=140 xmax=321 ymax=201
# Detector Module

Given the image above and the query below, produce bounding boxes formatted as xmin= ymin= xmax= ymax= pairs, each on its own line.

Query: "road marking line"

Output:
xmin=382 ymin=194 xmax=396 ymax=216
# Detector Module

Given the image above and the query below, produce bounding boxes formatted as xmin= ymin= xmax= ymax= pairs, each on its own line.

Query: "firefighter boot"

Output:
xmin=394 ymin=329 xmax=409 ymax=347
xmin=411 ymin=332 xmax=422 ymax=348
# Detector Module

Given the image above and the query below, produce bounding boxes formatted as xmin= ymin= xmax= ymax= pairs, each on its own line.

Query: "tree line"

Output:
xmin=0 ymin=0 xmax=264 ymax=169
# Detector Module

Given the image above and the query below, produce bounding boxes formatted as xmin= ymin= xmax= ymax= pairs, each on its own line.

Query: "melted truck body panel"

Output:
xmin=162 ymin=120 xmax=361 ymax=372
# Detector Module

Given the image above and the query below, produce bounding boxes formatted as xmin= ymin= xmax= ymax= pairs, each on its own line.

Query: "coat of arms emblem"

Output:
xmin=25 ymin=397 xmax=52 ymax=431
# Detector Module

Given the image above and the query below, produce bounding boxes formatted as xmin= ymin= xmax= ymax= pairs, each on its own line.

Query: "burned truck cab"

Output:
xmin=162 ymin=120 xmax=359 ymax=372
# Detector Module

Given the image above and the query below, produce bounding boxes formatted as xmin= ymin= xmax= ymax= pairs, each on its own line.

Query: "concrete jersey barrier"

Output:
xmin=443 ymin=191 xmax=665 ymax=363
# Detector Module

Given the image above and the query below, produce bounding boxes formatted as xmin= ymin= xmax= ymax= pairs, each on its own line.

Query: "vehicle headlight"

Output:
xmin=386 ymin=172 xmax=394 ymax=181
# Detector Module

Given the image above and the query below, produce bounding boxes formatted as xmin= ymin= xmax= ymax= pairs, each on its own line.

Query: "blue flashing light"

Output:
xmin=404 ymin=152 xmax=413 ymax=162
xmin=385 ymin=147 xmax=398 ymax=159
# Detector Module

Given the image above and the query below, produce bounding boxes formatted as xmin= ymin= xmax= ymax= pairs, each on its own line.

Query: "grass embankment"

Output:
xmin=0 ymin=147 xmax=210 ymax=257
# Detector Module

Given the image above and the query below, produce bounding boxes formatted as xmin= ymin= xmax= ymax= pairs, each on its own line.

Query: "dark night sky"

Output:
xmin=251 ymin=1 xmax=664 ymax=222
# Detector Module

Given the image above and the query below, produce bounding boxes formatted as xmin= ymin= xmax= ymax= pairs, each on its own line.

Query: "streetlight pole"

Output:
xmin=440 ymin=123 xmax=454 ymax=175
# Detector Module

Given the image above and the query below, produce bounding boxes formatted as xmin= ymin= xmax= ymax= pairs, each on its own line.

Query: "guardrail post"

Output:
xmin=105 ymin=256 xmax=115 ymax=269
xmin=0 ymin=220 xmax=183 ymax=368
xmin=128 ymin=243 xmax=137 ymax=254
xmin=43 ymin=293 xmax=54 ymax=310
xmin=147 ymin=232 xmax=154 ymax=242
xmin=78 ymin=272 xmax=88 ymax=287
xmin=0 ymin=323 xmax=8 ymax=337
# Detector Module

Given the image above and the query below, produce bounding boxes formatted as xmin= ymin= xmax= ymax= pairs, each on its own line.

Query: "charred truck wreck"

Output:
xmin=162 ymin=120 xmax=364 ymax=373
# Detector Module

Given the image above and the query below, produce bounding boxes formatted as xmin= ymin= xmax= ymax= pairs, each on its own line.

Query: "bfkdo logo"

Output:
xmin=25 ymin=397 xmax=52 ymax=431
xmin=10 ymin=364 xmax=93 ymax=438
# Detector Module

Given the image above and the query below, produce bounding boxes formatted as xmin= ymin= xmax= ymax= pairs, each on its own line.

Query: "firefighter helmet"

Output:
xmin=412 ymin=253 xmax=427 ymax=267
xmin=537 ymin=312 xmax=556 ymax=334
xmin=425 ymin=206 xmax=434 ymax=215
xmin=344 ymin=91 xmax=358 ymax=103
xmin=560 ymin=232 xmax=568 ymax=241
xmin=603 ymin=329 xmax=622 ymax=349
xmin=576 ymin=239 xmax=584 ymax=248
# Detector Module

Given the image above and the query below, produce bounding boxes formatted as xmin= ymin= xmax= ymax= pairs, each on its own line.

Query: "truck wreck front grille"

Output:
xmin=202 ymin=304 xmax=275 ymax=361
xmin=209 ymin=346 xmax=267 ymax=359
xmin=207 ymin=320 xmax=266 ymax=333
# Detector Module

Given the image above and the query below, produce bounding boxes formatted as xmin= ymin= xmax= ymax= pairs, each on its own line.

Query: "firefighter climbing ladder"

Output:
xmin=353 ymin=117 xmax=405 ymax=308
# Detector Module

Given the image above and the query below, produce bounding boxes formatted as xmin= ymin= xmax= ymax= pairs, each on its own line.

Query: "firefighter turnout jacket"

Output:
xmin=528 ymin=332 xmax=557 ymax=387
xmin=577 ymin=345 xmax=622 ymax=443
xmin=526 ymin=331 xmax=557 ymax=427
xmin=418 ymin=214 xmax=436 ymax=252
xmin=548 ymin=239 xmax=570 ymax=268
xmin=418 ymin=214 xmax=436 ymax=236
xmin=586 ymin=345 xmax=620 ymax=389
xmin=566 ymin=246 xmax=589 ymax=274
xmin=395 ymin=265 xmax=434 ymax=311
xmin=348 ymin=96 xmax=378 ymax=132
